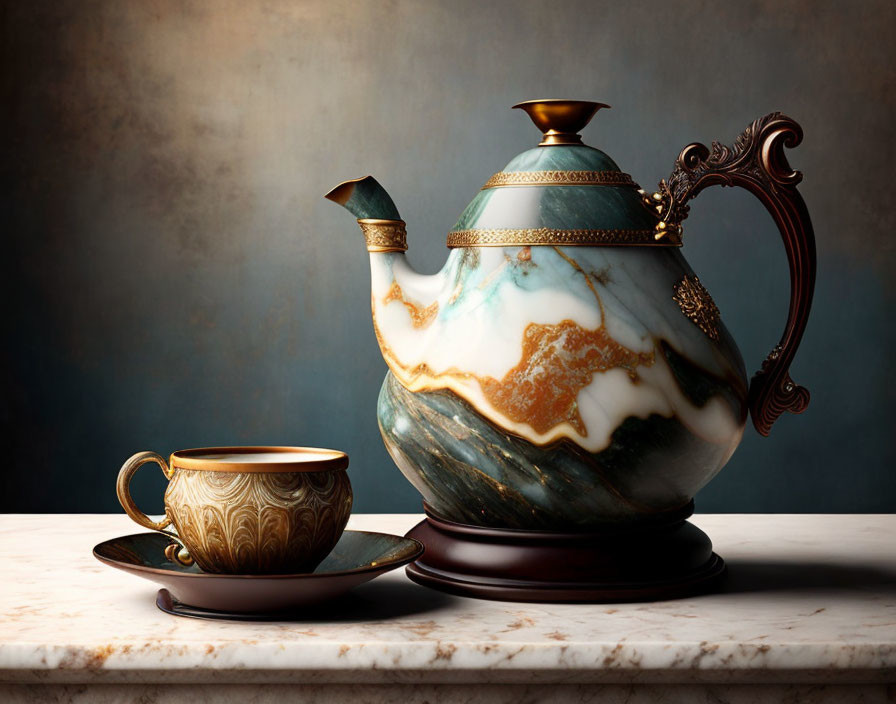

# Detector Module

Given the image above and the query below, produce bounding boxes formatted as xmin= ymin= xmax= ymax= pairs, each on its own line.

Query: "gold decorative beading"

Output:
xmin=482 ymin=170 xmax=637 ymax=189
xmin=358 ymin=218 xmax=407 ymax=252
xmin=447 ymin=228 xmax=681 ymax=248
xmin=673 ymin=275 xmax=721 ymax=341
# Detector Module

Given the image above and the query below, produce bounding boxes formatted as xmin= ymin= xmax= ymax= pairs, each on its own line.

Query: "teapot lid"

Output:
xmin=448 ymin=100 xmax=676 ymax=248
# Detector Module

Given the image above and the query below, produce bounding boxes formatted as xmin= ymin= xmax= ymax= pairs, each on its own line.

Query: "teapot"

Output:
xmin=326 ymin=100 xmax=815 ymax=601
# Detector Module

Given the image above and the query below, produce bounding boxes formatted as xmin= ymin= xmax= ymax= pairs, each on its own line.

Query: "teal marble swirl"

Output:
xmin=502 ymin=145 xmax=621 ymax=172
xmin=378 ymin=371 xmax=739 ymax=530
xmin=451 ymin=185 xmax=656 ymax=231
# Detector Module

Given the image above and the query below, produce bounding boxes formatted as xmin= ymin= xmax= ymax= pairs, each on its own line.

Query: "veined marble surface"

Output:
xmin=0 ymin=514 xmax=894 ymax=690
xmin=369 ymin=245 xmax=746 ymax=455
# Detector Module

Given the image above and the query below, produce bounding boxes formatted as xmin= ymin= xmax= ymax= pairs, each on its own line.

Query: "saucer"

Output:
xmin=94 ymin=530 xmax=424 ymax=616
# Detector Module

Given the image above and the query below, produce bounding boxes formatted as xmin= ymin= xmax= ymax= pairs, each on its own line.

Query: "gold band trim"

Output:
xmin=447 ymin=228 xmax=681 ymax=248
xmin=358 ymin=218 xmax=407 ymax=252
xmin=482 ymin=170 xmax=636 ymax=189
xmin=170 ymin=446 xmax=349 ymax=473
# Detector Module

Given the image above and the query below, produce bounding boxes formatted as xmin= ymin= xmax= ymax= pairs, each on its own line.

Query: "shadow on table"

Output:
xmin=306 ymin=577 xmax=460 ymax=622
xmin=720 ymin=558 xmax=896 ymax=595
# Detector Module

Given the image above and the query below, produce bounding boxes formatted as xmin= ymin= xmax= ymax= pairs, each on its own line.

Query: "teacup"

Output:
xmin=116 ymin=446 xmax=352 ymax=574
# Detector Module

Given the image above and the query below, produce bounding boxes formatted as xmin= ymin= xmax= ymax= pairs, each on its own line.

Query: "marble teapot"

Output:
xmin=326 ymin=100 xmax=815 ymax=531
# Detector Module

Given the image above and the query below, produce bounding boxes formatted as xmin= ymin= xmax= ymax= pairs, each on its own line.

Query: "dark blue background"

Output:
xmin=3 ymin=0 xmax=894 ymax=515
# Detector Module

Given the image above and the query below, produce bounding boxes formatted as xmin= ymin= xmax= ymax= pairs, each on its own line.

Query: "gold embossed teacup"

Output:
xmin=116 ymin=446 xmax=352 ymax=574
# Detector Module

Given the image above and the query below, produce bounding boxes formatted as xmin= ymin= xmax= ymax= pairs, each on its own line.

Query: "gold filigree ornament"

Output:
xmin=447 ymin=227 xmax=678 ymax=248
xmin=482 ymin=170 xmax=636 ymax=189
xmin=673 ymin=275 xmax=721 ymax=340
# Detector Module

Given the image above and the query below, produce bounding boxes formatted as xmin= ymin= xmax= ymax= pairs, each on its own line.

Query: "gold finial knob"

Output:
xmin=512 ymin=99 xmax=610 ymax=146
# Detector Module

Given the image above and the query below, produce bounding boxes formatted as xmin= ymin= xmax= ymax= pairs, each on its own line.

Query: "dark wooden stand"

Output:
xmin=405 ymin=503 xmax=725 ymax=602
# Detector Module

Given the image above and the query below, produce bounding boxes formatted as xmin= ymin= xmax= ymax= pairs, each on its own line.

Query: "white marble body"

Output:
xmin=1 ymin=513 xmax=894 ymax=695
xmin=370 ymin=245 xmax=746 ymax=462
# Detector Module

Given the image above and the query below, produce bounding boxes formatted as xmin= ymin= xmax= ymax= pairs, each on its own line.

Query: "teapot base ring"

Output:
xmin=404 ymin=506 xmax=726 ymax=603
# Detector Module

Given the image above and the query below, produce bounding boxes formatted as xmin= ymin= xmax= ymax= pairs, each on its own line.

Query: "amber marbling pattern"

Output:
xmin=164 ymin=469 xmax=352 ymax=574
xmin=364 ymin=241 xmax=748 ymax=529
xmin=363 ymin=240 xmax=748 ymax=455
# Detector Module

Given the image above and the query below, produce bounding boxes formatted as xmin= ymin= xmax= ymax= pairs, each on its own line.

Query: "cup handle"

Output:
xmin=116 ymin=451 xmax=193 ymax=566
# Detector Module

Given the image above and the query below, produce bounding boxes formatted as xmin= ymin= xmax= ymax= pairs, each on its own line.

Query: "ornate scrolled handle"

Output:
xmin=649 ymin=113 xmax=816 ymax=435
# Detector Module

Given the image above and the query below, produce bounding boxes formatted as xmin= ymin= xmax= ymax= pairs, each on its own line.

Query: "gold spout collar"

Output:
xmin=359 ymin=219 xmax=407 ymax=252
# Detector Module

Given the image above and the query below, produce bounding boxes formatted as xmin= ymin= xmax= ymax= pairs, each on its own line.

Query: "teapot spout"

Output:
xmin=325 ymin=175 xmax=447 ymax=369
xmin=324 ymin=175 xmax=402 ymax=221
xmin=325 ymin=175 xmax=409 ymax=254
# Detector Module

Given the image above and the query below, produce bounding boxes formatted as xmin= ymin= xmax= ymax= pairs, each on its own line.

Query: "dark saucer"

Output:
xmin=154 ymin=588 xmax=330 ymax=621
xmin=94 ymin=530 xmax=424 ymax=615
xmin=405 ymin=503 xmax=726 ymax=603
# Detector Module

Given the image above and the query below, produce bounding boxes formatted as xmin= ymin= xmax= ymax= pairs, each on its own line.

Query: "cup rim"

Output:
xmin=169 ymin=446 xmax=349 ymax=473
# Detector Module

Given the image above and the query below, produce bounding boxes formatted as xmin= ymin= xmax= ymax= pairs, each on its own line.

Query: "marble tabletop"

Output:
xmin=0 ymin=513 xmax=894 ymax=691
